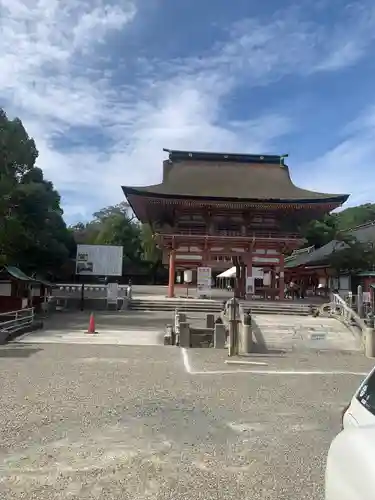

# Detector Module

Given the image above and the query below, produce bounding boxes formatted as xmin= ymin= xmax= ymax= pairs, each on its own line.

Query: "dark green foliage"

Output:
xmin=0 ymin=108 xmax=74 ymax=275
xmin=69 ymin=203 xmax=163 ymax=280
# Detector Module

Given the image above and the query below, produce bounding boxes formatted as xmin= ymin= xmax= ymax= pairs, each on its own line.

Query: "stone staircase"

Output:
xmin=129 ymin=298 xmax=312 ymax=315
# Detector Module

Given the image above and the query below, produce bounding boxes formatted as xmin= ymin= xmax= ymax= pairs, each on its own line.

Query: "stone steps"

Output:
xmin=130 ymin=299 xmax=222 ymax=313
xmin=129 ymin=298 xmax=312 ymax=315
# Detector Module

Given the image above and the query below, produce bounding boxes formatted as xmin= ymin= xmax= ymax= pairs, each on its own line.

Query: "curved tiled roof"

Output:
xmin=122 ymin=151 xmax=349 ymax=204
xmin=286 ymin=221 xmax=375 ymax=269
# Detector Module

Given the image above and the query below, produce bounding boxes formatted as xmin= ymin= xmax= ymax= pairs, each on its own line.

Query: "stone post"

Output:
xmin=228 ymin=297 xmax=239 ymax=356
xmin=214 ymin=323 xmax=226 ymax=349
xmin=164 ymin=324 xmax=173 ymax=345
xmin=358 ymin=285 xmax=364 ymax=318
xmin=239 ymin=309 xmax=253 ymax=354
xmin=175 ymin=311 xmax=186 ymax=346
xmin=179 ymin=321 xmax=190 ymax=348
xmin=364 ymin=327 xmax=375 ymax=358
xmin=206 ymin=314 xmax=215 ymax=329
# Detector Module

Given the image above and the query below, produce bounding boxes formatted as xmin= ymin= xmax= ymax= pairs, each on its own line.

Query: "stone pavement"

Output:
xmin=15 ymin=310 xmax=214 ymax=346
xmin=16 ymin=309 xmax=362 ymax=355
xmin=252 ymin=314 xmax=362 ymax=352
xmin=0 ymin=340 xmax=374 ymax=500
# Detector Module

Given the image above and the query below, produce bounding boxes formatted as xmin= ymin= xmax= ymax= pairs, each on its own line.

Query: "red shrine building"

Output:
xmin=122 ymin=149 xmax=348 ymax=299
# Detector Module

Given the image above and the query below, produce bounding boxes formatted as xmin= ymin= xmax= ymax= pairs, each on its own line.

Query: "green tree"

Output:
xmin=94 ymin=212 xmax=142 ymax=266
xmin=71 ymin=205 xmax=165 ymax=281
xmin=71 ymin=203 xmax=143 ymax=269
xmin=139 ymin=223 xmax=163 ymax=283
xmin=301 ymin=215 xmax=337 ymax=248
xmin=336 ymin=204 xmax=375 ymax=231
xmin=327 ymin=233 xmax=375 ymax=274
xmin=0 ymin=108 xmax=73 ymax=276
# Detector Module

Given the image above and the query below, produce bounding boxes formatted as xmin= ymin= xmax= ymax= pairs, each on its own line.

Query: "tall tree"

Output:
xmin=71 ymin=205 xmax=165 ymax=281
xmin=0 ymin=108 xmax=74 ymax=275
xmin=71 ymin=203 xmax=143 ymax=268
xmin=139 ymin=223 xmax=163 ymax=282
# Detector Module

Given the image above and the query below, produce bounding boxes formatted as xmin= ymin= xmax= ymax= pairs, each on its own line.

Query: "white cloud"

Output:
xmin=1 ymin=1 xmax=375 ymax=222
xmin=297 ymin=106 xmax=375 ymax=207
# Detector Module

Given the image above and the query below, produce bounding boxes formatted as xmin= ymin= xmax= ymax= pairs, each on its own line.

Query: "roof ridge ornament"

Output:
xmin=280 ymin=154 xmax=289 ymax=167
xmin=163 ymin=148 xmax=290 ymax=165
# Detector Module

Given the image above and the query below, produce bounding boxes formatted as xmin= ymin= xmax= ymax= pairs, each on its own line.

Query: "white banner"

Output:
xmin=107 ymin=283 xmax=119 ymax=303
xmin=197 ymin=267 xmax=212 ymax=295
xmin=246 ymin=276 xmax=255 ymax=295
xmin=76 ymin=244 xmax=123 ymax=276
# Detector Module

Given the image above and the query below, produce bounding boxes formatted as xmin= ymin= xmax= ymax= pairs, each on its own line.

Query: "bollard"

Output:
xmin=364 ymin=327 xmax=375 ymax=358
xmin=164 ymin=324 xmax=173 ymax=345
xmin=206 ymin=313 xmax=215 ymax=329
xmin=179 ymin=321 xmax=191 ymax=348
xmin=228 ymin=320 xmax=238 ymax=356
xmin=239 ymin=309 xmax=253 ymax=354
xmin=228 ymin=297 xmax=239 ymax=356
xmin=358 ymin=285 xmax=364 ymax=318
xmin=214 ymin=323 xmax=226 ymax=349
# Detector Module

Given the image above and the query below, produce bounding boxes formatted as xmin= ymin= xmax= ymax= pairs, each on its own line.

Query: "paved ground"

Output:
xmin=252 ymin=314 xmax=362 ymax=352
xmin=1 ymin=334 xmax=374 ymax=499
xmin=15 ymin=311 xmax=209 ymax=346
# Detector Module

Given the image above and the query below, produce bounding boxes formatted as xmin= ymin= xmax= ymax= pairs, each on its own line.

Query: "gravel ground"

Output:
xmin=0 ymin=343 xmax=372 ymax=500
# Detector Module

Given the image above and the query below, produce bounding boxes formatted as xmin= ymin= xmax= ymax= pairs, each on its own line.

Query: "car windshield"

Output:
xmin=357 ymin=371 xmax=375 ymax=416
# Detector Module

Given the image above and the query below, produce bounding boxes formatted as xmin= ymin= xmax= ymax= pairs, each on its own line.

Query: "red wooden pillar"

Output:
xmin=279 ymin=253 xmax=285 ymax=300
xmin=168 ymin=250 xmax=176 ymax=298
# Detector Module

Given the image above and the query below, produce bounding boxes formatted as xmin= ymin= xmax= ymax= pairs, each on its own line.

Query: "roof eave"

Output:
xmin=122 ymin=186 xmax=349 ymax=206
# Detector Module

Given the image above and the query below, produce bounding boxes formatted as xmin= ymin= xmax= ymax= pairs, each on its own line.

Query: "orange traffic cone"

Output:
xmin=86 ymin=312 xmax=97 ymax=334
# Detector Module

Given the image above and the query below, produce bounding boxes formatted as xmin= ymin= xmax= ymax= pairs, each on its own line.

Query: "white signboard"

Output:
xmin=76 ymin=244 xmax=123 ymax=276
xmin=363 ymin=292 xmax=371 ymax=303
xmin=197 ymin=267 xmax=212 ymax=295
xmin=246 ymin=276 xmax=255 ymax=295
xmin=107 ymin=283 xmax=119 ymax=303
xmin=184 ymin=270 xmax=193 ymax=283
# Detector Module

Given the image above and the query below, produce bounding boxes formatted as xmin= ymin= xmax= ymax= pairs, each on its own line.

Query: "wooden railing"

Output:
xmin=164 ymin=230 xmax=302 ymax=239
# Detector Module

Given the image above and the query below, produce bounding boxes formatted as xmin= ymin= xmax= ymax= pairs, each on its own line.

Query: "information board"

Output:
xmin=76 ymin=244 xmax=123 ymax=276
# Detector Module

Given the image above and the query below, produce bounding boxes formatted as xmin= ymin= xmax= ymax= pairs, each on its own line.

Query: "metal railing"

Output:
xmin=0 ymin=308 xmax=35 ymax=337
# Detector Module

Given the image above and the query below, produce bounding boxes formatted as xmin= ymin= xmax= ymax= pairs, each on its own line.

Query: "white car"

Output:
xmin=325 ymin=425 xmax=375 ymax=499
xmin=325 ymin=366 xmax=375 ymax=499
xmin=343 ymin=365 xmax=375 ymax=428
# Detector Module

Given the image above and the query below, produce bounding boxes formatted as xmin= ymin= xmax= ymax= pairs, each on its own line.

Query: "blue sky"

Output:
xmin=2 ymin=0 xmax=375 ymax=223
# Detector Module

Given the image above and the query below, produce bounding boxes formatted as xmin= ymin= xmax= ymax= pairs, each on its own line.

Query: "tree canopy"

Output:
xmin=69 ymin=202 xmax=163 ymax=281
xmin=300 ymin=206 xmax=375 ymax=273
xmin=327 ymin=239 xmax=375 ymax=274
xmin=301 ymin=204 xmax=375 ymax=248
xmin=0 ymin=108 xmax=75 ymax=276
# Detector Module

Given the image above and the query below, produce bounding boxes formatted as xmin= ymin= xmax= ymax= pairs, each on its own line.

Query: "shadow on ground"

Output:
xmin=43 ymin=310 xmax=210 ymax=332
xmin=0 ymin=344 xmax=42 ymax=358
